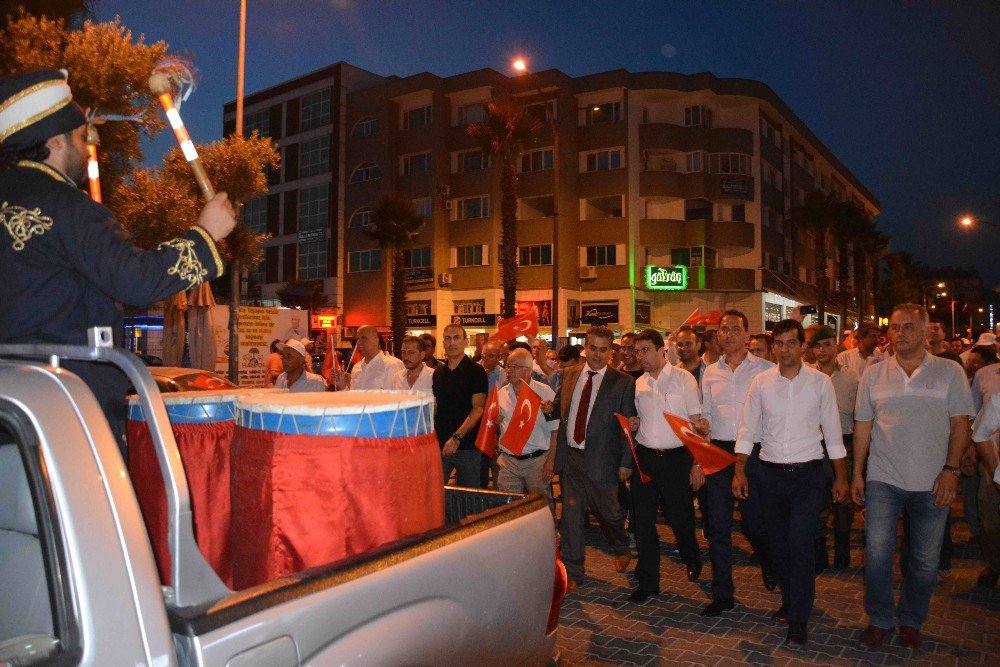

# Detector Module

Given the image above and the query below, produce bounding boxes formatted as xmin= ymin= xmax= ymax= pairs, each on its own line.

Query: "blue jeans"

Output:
xmin=442 ymin=449 xmax=482 ymax=488
xmin=864 ymin=481 xmax=948 ymax=629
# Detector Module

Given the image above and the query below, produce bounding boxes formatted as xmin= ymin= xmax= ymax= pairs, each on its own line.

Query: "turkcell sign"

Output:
xmin=646 ymin=265 xmax=687 ymax=291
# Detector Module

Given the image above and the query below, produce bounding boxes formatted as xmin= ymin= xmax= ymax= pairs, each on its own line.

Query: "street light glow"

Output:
xmin=512 ymin=59 xmax=527 ymax=72
xmin=937 ymin=282 xmax=945 ymax=288
xmin=961 ymin=216 xmax=973 ymax=227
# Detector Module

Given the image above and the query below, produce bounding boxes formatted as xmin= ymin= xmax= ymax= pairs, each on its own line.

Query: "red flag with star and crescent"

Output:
xmin=682 ymin=307 xmax=723 ymax=328
xmin=663 ymin=412 xmax=737 ymax=475
xmin=474 ymin=385 xmax=500 ymax=458
xmin=499 ymin=382 xmax=542 ymax=456
xmin=493 ymin=310 xmax=539 ymax=342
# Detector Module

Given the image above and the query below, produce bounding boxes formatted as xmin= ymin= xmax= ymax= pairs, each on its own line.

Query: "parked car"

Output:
xmin=149 ymin=366 xmax=237 ymax=393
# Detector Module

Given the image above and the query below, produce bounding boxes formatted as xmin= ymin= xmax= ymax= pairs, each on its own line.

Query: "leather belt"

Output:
xmin=760 ymin=458 xmax=823 ymax=471
xmin=505 ymin=449 xmax=547 ymax=461
xmin=638 ymin=444 xmax=688 ymax=457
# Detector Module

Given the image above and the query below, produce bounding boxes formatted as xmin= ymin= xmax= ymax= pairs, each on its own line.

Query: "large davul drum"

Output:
xmin=126 ymin=388 xmax=284 ymax=587
xmin=230 ymin=390 xmax=444 ymax=589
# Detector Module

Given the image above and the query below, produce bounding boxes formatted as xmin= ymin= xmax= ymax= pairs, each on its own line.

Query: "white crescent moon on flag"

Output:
xmin=514 ymin=319 xmax=532 ymax=332
xmin=518 ymin=397 xmax=533 ymax=428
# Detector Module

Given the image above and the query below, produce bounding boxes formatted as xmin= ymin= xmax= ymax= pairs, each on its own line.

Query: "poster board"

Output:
xmin=212 ymin=306 xmax=305 ymax=387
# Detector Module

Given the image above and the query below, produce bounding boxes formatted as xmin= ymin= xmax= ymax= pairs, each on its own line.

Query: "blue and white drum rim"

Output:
xmin=128 ymin=388 xmax=286 ymax=424
xmin=234 ymin=390 xmax=435 ymax=438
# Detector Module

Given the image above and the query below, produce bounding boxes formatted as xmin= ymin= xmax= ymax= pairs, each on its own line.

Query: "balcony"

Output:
xmin=639 ymin=171 xmax=753 ymax=201
xmin=686 ymin=267 xmax=756 ymax=291
xmin=639 ymin=123 xmax=754 ymax=154
xmin=575 ymin=121 xmax=627 ymax=152
xmin=577 ymin=169 xmax=628 ymax=198
xmin=640 ymin=218 xmax=755 ymax=249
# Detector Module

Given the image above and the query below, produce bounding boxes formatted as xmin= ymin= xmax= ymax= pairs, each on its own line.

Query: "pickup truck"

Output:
xmin=0 ymin=328 xmax=565 ymax=665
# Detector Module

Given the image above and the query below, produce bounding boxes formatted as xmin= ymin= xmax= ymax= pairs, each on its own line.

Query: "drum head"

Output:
xmin=128 ymin=387 xmax=285 ymax=423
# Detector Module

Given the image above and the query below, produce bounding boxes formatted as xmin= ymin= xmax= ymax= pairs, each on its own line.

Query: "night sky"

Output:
xmin=96 ymin=1 xmax=1000 ymax=286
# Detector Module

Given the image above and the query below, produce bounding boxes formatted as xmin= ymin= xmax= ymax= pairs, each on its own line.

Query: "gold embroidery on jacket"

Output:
xmin=158 ymin=238 xmax=207 ymax=286
xmin=2 ymin=201 xmax=54 ymax=251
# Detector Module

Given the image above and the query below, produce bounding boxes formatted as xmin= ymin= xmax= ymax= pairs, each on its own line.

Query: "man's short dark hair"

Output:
xmin=0 ymin=140 xmax=51 ymax=171
xmin=558 ymin=345 xmax=581 ymax=363
xmin=586 ymin=326 xmax=614 ymax=344
xmin=700 ymin=329 xmax=718 ymax=344
xmin=507 ymin=340 xmax=532 ymax=353
xmin=857 ymin=322 xmax=879 ymax=338
xmin=675 ymin=325 xmax=698 ymax=338
xmin=720 ymin=309 xmax=749 ymax=331
xmin=635 ymin=328 xmax=665 ymax=350
xmin=442 ymin=324 xmax=466 ymax=339
xmin=620 ymin=331 xmax=637 ymax=343
xmin=971 ymin=345 xmax=999 ymax=366
xmin=401 ymin=334 xmax=426 ymax=352
xmin=419 ymin=332 xmax=437 ymax=348
xmin=772 ymin=319 xmax=805 ymax=343
xmin=751 ymin=333 xmax=773 ymax=352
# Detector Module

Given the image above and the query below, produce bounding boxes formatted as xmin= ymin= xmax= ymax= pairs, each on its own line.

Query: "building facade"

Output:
xmin=224 ymin=65 xmax=879 ymax=344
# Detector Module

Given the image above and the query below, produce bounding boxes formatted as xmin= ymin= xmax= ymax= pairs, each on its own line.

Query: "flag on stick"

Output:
xmin=615 ymin=413 xmax=651 ymax=483
xmin=499 ymin=383 xmax=542 ymax=456
xmin=662 ymin=412 xmax=737 ymax=475
xmin=493 ymin=310 xmax=539 ymax=342
xmin=474 ymin=385 xmax=500 ymax=458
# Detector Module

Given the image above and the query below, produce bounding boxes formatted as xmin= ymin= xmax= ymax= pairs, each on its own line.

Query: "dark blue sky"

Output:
xmin=98 ymin=0 xmax=1000 ymax=286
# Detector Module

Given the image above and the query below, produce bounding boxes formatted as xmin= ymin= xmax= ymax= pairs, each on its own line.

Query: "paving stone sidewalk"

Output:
xmin=555 ymin=513 xmax=999 ymax=666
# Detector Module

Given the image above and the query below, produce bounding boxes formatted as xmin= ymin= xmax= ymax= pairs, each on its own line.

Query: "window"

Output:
xmin=350 ymin=162 xmax=382 ymax=183
xmin=349 ymin=206 xmax=373 ymax=229
xmin=454 ymin=299 xmax=485 ymax=314
xmin=403 ymin=104 xmax=432 ymax=129
xmin=671 ymin=246 xmax=717 ymax=268
xmin=684 ymin=105 xmax=712 ymax=127
xmin=584 ymin=101 xmax=621 ymax=125
xmin=708 ymin=153 xmax=751 ymax=175
xmin=243 ymin=196 xmax=267 ymax=234
xmin=520 ymin=148 xmax=553 ymax=173
xmin=352 ymin=116 xmax=379 ymax=137
xmin=250 ymin=258 xmax=266 ymax=286
xmin=518 ymin=195 xmax=555 ymax=219
xmin=298 ymin=240 xmax=327 ymax=279
xmin=685 ymin=151 xmax=704 ymax=173
xmin=760 ymin=117 xmax=782 ymax=148
xmin=731 ymin=204 xmax=746 ymax=222
xmin=244 ymin=109 xmax=270 ymax=137
xmin=412 ymin=198 xmax=432 ymax=220
xmin=585 ymin=245 xmax=617 ymax=266
xmin=519 ymin=244 xmax=552 ymax=266
xmin=581 ymin=195 xmax=623 ymax=220
xmin=401 ymin=152 xmax=432 ymax=176
xmin=583 ymin=148 xmax=623 ymax=172
xmin=684 ymin=198 xmax=712 ymax=221
xmin=453 ymin=244 xmax=487 ymax=267
xmin=524 ymin=100 xmax=556 ymax=123
xmin=301 ymin=89 xmax=331 ymax=131
xmin=349 ymin=249 xmax=382 ymax=272
xmin=299 ymin=138 xmax=329 ymax=177
xmin=455 ymin=195 xmax=490 ymax=220
xmin=457 ymin=102 xmax=486 ymax=125
xmin=455 ymin=149 xmax=490 ymax=173
xmin=298 ymin=186 xmax=328 ymax=232
xmin=762 ymin=164 xmax=782 ymax=190
xmin=404 ymin=246 xmax=431 ymax=268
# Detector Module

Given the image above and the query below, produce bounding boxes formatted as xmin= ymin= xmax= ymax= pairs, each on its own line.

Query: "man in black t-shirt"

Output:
xmin=433 ymin=324 xmax=488 ymax=488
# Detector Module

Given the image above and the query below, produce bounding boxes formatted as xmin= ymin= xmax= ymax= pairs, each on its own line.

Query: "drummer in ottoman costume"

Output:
xmin=0 ymin=69 xmax=236 ymax=452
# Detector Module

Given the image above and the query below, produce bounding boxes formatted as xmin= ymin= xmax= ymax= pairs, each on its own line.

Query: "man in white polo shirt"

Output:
xmin=331 ymin=325 xmax=404 ymax=390
xmin=837 ymin=322 xmax=885 ymax=376
xmin=852 ymin=303 xmax=975 ymax=650
xmin=388 ymin=334 xmax=434 ymax=392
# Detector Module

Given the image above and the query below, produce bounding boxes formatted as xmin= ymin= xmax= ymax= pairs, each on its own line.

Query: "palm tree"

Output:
xmin=366 ymin=193 xmax=427 ymax=355
xmin=788 ymin=191 xmax=840 ymax=321
xmin=829 ymin=201 xmax=872 ymax=327
xmin=468 ymin=96 xmax=541 ymax=319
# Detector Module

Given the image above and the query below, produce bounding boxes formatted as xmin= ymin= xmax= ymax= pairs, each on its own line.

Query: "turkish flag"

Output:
xmin=614 ymin=413 xmax=651 ymax=483
xmin=493 ymin=311 xmax=539 ymax=342
xmin=681 ymin=308 xmax=702 ymax=326
xmin=474 ymin=385 xmax=500 ymax=458
xmin=499 ymin=382 xmax=542 ymax=456
xmin=662 ymin=412 xmax=737 ymax=475
xmin=188 ymin=373 xmax=231 ymax=390
xmin=690 ymin=308 xmax=723 ymax=327
xmin=321 ymin=333 xmax=340 ymax=382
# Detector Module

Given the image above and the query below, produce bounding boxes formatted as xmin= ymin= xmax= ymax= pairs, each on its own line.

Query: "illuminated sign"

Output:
xmin=645 ymin=265 xmax=687 ymax=291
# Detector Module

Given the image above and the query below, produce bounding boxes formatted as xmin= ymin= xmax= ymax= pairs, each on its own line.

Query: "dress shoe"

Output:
xmin=771 ymin=604 xmax=788 ymax=621
xmin=566 ymin=580 xmax=578 ymax=594
xmin=860 ymin=625 xmax=893 ymax=648
xmin=761 ymin=569 xmax=777 ymax=591
xmin=898 ymin=625 xmax=923 ymax=650
xmin=701 ymin=598 xmax=735 ymax=617
xmin=614 ymin=553 xmax=632 ymax=573
xmin=627 ymin=587 xmax=658 ymax=604
xmin=686 ymin=562 xmax=702 ymax=582
xmin=977 ymin=566 xmax=999 ymax=588
xmin=785 ymin=622 xmax=808 ymax=646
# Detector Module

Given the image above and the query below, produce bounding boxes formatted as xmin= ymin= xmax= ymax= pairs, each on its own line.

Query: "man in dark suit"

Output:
xmin=552 ymin=326 xmax=637 ymax=591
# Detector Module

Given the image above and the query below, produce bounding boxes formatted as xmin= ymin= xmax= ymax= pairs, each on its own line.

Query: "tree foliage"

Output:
xmin=0 ymin=11 xmax=169 ymax=202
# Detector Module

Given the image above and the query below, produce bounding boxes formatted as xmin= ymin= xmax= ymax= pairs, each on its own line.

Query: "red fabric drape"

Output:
xmin=230 ymin=427 xmax=444 ymax=590
xmin=127 ymin=420 xmax=234 ymax=587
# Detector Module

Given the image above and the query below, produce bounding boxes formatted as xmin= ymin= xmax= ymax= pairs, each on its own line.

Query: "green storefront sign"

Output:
xmin=645 ymin=265 xmax=687 ymax=291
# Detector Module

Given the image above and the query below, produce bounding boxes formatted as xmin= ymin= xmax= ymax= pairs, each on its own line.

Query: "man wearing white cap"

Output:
xmin=275 ymin=339 xmax=326 ymax=392
xmin=0 ymin=69 xmax=236 ymax=452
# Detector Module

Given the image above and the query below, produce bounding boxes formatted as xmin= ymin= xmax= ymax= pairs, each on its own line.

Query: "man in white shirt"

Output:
xmin=697 ymin=310 xmax=776 ymax=617
xmin=274 ymin=339 xmax=327 ymax=393
xmin=496 ymin=349 xmax=558 ymax=515
xmin=330 ymin=325 xmax=404 ymax=391
xmin=837 ymin=322 xmax=885 ymax=376
xmin=388 ymin=335 xmax=434 ymax=393
xmin=734 ymin=319 xmax=847 ymax=646
xmin=627 ymin=329 xmax=703 ymax=604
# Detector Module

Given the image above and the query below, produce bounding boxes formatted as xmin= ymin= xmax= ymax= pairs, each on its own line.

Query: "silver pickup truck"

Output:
xmin=0 ymin=329 xmax=564 ymax=665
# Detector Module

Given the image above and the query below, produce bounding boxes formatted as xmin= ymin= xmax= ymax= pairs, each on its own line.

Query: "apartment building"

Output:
xmin=225 ymin=65 xmax=879 ymax=343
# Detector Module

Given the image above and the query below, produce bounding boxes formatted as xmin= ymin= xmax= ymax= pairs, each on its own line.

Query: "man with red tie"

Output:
xmin=552 ymin=326 xmax=637 ymax=592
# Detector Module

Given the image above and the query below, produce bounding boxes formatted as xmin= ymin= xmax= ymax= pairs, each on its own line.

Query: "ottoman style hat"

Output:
xmin=0 ymin=69 xmax=87 ymax=148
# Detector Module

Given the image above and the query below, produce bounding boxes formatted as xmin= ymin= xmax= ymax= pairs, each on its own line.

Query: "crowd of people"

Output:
xmin=263 ymin=305 xmax=1000 ymax=650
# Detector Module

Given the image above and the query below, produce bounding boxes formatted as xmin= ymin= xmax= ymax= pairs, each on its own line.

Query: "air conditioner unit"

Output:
xmin=579 ymin=266 xmax=597 ymax=280
xmin=436 ymin=184 xmax=450 ymax=196
xmin=443 ymin=200 xmax=452 ymax=211
xmin=438 ymin=272 xmax=453 ymax=286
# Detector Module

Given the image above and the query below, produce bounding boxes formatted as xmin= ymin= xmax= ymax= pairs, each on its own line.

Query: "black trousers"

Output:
xmin=631 ymin=444 xmax=701 ymax=591
xmin=759 ymin=461 xmax=825 ymax=624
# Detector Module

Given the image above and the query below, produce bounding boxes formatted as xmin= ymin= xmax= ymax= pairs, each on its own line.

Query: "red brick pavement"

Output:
xmin=555 ymin=511 xmax=999 ymax=666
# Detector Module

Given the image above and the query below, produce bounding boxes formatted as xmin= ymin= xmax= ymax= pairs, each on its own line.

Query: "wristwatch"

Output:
xmin=451 ymin=433 xmax=463 ymax=444
xmin=942 ymin=464 xmax=960 ymax=477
